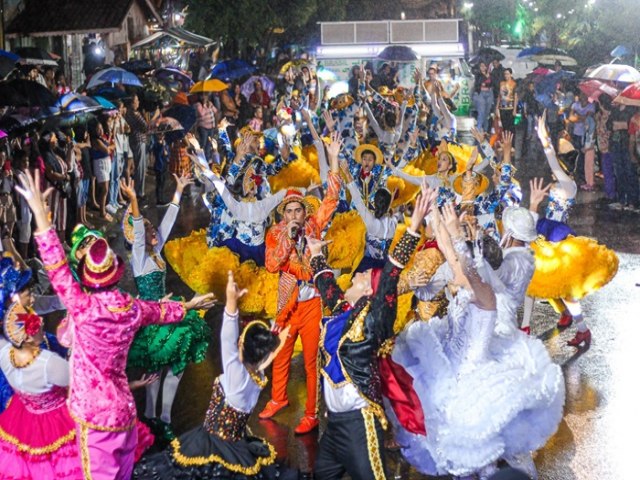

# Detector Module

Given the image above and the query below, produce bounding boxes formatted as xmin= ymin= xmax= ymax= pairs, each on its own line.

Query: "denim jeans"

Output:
xmin=108 ymin=152 xmax=126 ymax=207
xmin=473 ymin=90 xmax=494 ymax=133
xmin=610 ymin=143 xmax=639 ymax=206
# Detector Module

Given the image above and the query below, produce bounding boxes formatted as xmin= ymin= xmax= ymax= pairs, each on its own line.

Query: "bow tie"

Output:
xmin=360 ymin=170 xmax=371 ymax=180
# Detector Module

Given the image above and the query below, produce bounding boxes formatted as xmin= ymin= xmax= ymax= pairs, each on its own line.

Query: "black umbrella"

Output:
xmin=120 ymin=60 xmax=154 ymax=74
xmin=470 ymin=47 xmax=505 ymax=64
xmin=377 ymin=45 xmax=418 ymax=62
xmin=14 ymin=47 xmax=58 ymax=67
xmin=0 ymin=114 xmax=39 ymax=134
xmin=0 ymin=79 xmax=57 ymax=108
xmin=163 ymin=104 xmax=196 ymax=143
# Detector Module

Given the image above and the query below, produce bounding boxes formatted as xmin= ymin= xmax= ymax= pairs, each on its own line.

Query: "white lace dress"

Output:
xmin=389 ymin=289 xmax=565 ymax=477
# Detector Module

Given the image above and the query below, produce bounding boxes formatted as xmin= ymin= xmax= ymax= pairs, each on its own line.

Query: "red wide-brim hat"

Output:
xmin=78 ymin=238 xmax=126 ymax=290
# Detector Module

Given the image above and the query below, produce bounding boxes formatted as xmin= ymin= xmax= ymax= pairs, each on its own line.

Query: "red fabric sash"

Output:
xmin=379 ymin=355 xmax=427 ymax=436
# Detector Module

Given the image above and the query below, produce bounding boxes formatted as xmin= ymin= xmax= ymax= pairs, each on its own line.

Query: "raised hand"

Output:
xmin=129 ymin=373 xmax=160 ymax=391
xmin=15 ymin=169 xmax=53 ymax=233
xmin=529 ymin=177 xmax=551 ymax=213
xmin=305 ymin=236 xmax=332 ymax=257
xmin=326 ymin=130 xmax=343 ymax=172
xmin=537 ymin=110 xmax=551 ymax=149
xmin=409 ymin=181 xmax=436 ymax=231
xmin=120 ymin=178 xmax=136 ymax=201
xmin=173 ymin=173 xmax=194 ymax=195
xmin=185 ymin=292 xmax=217 ymax=311
xmin=225 ymin=270 xmax=247 ymax=314
xmin=501 ymin=130 xmax=514 ymax=149
xmin=466 ymin=147 xmax=479 ymax=172
xmin=322 ymin=110 xmax=336 ymax=132
xmin=442 ymin=203 xmax=465 ymax=240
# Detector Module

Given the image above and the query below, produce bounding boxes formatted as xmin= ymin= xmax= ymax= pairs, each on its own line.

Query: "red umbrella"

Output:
xmin=532 ymin=66 xmax=552 ymax=76
xmin=579 ymin=79 xmax=619 ymax=101
xmin=614 ymin=82 xmax=640 ymax=106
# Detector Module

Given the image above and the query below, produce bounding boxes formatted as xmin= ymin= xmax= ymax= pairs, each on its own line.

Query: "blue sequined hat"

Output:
xmin=0 ymin=257 xmax=32 ymax=320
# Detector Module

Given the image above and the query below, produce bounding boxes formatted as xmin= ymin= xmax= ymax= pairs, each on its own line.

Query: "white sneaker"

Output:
xmin=106 ymin=204 xmax=118 ymax=215
xmin=608 ymin=202 xmax=623 ymax=210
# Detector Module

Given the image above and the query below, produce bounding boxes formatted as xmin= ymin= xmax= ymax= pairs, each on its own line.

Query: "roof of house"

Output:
xmin=6 ymin=0 xmax=162 ymax=37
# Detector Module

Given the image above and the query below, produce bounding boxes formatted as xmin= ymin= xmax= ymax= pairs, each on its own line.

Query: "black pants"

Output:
xmin=314 ymin=409 xmax=386 ymax=480
xmin=155 ymin=168 xmax=167 ymax=204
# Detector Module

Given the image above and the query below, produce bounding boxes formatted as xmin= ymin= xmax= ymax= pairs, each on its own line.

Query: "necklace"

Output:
xmin=9 ymin=346 xmax=41 ymax=369
xmin=248 ymin=369 xmax=268 ymax=389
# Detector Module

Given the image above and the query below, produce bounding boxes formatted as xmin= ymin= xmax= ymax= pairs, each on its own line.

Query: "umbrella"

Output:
xmin=210 ymin=60 xmax=256 ymax=82
xmin=0 ymin=79 xmax=56 ymax=107
xmin=92 ymin=96 xmax=117 ymax=110
xmin=240 ymin=75 xmax=275 ymax=100
xmin=470 ymin=47 xmax=505 ymax=64
xmin=535 ymin=70 xmax=575 ymax=95
xmin=531 ymin=66 xmax=552 ymax=76
xmin=279 ymin=59 xmax=312 ymax=75
xmin=154 ymin=67 xmax=194 ymax=92
xmin=517 ymin=46 xmax=546 ymax=58
xmin=55 ymin=93 xmax=102 ymax=114
xmin=611 ymin=45 xmax=632 ymax=58
xmin=586 ymin=64 xmax=640 ymax=83
xmin=378 ymin=45 xmax=418 ymax=62
xmin=163 ymin=104 xmax=196 ymax=142
xmin=86 ymin=67 xmax=143 ymax=90
xmin=0 ymin=114 xmax=39 ymax=133
xmin=0 ymin=50 xmax=19 ymax=78
xmin=150 ymin=116 xmax=184 ymax=134
xmin=531 ymin=53 xmax=577 ymax=67
xmin=89 ymin=86 xmax=128 ymax=100
xmin=614 ymin=82 xmax=640 ymax=106
xmin=190 ymin=78 xmax=229 ymax=94
xmin=120 ymin=60 xmax=154 ymax=74
xmin=578 ymin=80 xmax=619 ymax=101
xmin=327 ymin=81 xmax=348 ymax=99
xmin=14 ymin=47 xmax=58 ymax=67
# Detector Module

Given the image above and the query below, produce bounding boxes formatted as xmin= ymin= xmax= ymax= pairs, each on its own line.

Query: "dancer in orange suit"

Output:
xmin=259 ymin=132 xmax=342 ymax=434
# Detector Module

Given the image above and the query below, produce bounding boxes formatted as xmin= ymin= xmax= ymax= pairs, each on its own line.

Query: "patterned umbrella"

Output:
xmin=578 ymin=80 xmax=619 ymax=101
xmin=154 ymin=67 xmax=194 ymax=92
xmin=614 ymin=82 xmax=640 ymax=106
xmin=586 ymin=64 xmax=640 ymax=83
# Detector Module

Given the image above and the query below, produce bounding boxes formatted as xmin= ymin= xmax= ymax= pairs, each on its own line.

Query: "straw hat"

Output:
xmin=3 ymin=302 xmax=42 ymax=348
xmin=502 ymin=206 xmax=537 ymax=243
xmin=330 ymin=93 xmax=354 ymax=110
xmin=276 ymin=189 xmax=316 ymax=216
xmin=354 ymin=144 xmax=383 ymax=165
xmin=79 ymin=238 xmax=125 ymax=289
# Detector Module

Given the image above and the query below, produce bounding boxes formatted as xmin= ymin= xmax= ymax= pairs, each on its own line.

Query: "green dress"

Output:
xmin=127 ymin=269 xmax=211 ymax=375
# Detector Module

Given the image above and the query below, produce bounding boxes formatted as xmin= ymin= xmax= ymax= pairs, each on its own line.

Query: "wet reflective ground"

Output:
xmin=100 ymin=136 xmax=640 ymax=479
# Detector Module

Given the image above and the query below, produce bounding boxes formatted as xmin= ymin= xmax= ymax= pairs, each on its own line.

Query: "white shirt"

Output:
xmin=0 ymin=340 xmax=69 ymax=394
xmin=323 ymin=379 xmax=368 ymax=413
xmin=131 ymin=201 xmax=180 ymax=277
xmin=218 ymin=310 xmax=262 ymax=413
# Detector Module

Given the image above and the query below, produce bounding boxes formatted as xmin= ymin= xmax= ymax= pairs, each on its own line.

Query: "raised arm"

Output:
xmin=537 ymin=112 xmax=576 ymax=198
xmin=363 ymin=102 xmax=385 ymax=139
xmin=311 ymin=132 xmax=342 ymax=231
xmin=120 ymin=178 xmax=146 ymax=275
xmin=213 ymin=175 xmax=286 ymax=222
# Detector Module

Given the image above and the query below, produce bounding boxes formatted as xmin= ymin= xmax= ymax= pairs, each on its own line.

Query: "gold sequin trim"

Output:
xmin=0 ymin=424 xmax=75 ymax=455
xmin=79 ymin=424 xmax=93 ymax=480
xmin=169 ymin=437 xmax=277 ymax=473
xmin=362 ymin=408 xmax=386 ymax=480
xmin=44 ymin=258 xmax=68 ymax=271
xmin=70 ymin=411 xmax=136 ymax=432
xmin=106 ymin=297 xmax=135 ymax=314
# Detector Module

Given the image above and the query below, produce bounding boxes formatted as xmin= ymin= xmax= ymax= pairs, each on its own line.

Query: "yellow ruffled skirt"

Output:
xmin=526 ymin=235 xmax=619 ymax=300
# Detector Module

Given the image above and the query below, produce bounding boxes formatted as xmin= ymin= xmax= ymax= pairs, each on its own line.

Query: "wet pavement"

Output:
xmin=92 ymin=133 xmax=640 ymax=479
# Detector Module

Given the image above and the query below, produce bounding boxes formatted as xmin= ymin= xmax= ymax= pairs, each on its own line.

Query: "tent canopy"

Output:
xmin=132 ymin=27 xmax=214 ymax=49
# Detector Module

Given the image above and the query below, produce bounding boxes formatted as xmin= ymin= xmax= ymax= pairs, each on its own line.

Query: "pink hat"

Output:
xmin=78 ymin=238 xmax=125 ymax=289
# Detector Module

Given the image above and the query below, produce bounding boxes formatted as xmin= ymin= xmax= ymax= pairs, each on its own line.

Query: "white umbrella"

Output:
xmin=586 ymin=64 xmax=640 ymax=83
xmin=240 ymin=75 xmax=275 ymax=101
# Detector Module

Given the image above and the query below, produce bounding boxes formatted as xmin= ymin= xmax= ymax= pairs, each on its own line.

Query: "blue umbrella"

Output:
xmin=0 ymin=50 xmax=20 ymax=62
xmin=518 ymin=46 xmax=545 ymax=58
xmin=154 ymin=67 xmax=194 ymax=92
xmin=611 ymin=45 xmax=632 ymax=58
xmin=86 ymin=67 xmax=143 ymax=90
xmin=92 ymin=96 xmax=117 ymax=110
xmin=56 ymin=93 xmax=102 ymax=112
xmin=535 ymin=70 xmax=576 ymax=103
xmin=209 ymin=60 xmax=256 ymax=82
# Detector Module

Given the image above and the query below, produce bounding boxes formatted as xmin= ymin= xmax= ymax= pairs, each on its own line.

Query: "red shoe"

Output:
xmin=294 ymin=415 xmax=319 ymax=435
xmin=258 ymin=400 xmax=288 ymax=420
xmin=520 ymin=326 xmax=531 ymax=335
xmin=567 ymin=329 xmax=592 ymax=348
xmin=557 ymin=312 xmax=573 ymax=329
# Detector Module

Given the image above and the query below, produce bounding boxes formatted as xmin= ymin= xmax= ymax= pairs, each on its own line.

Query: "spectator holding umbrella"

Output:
xmin=126 ymin=94 xmax=159 ymax=200
xmin=473 ymin=61 xmax=494 ymax=132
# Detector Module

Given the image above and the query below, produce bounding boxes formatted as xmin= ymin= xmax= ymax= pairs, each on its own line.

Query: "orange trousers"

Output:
xmin=270 ymin=297 xmax=321 ymax=417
